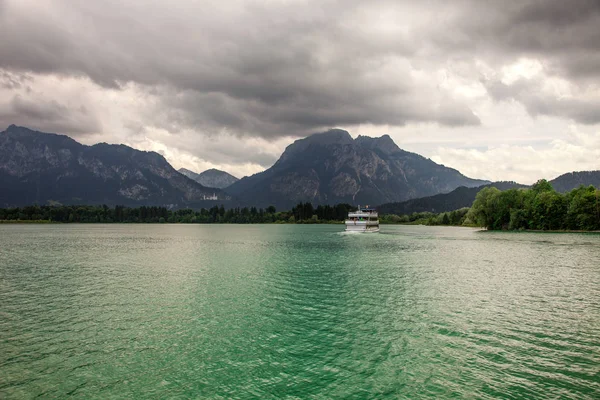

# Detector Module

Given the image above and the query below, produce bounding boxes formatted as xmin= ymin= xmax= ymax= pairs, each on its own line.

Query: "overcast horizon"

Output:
xmin=1 ymin=0 xmax=599 ymax=184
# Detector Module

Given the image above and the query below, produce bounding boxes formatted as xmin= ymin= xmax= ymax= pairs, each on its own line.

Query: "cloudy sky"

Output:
xmin=1 ymin=0 xmax=599 ymax=183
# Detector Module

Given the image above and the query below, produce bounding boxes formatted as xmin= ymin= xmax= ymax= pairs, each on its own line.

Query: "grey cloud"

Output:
xmin=427 ymin=0 xmax=600 ymax=124
xmin=0 ymin=93 xmax=101 ymax=135
xmin=149 ymin=71 xmax=479 ymax=138
xmin=525 ymin=96 xmax=600 ymax=125
xmin=483 ymin=76 xmax=600 ymax=125
xmin=0 ymin=0 xmax=598 ymax=141
xmin=440 ymin=0 xmax=600 ymax=80
xmin=0 ymin=71 xmax=31 ymax=90
xmin=200 ymin=144 xmax=279 ymax=169
xmin=128 ymin=127 xmax=280 ymax=168
xmin=0 ymin=0 xmax=479 ymax=139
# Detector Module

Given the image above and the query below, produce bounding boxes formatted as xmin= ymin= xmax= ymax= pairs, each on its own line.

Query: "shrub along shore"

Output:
xmin=1 ymin=181 xmax=598 ymax=231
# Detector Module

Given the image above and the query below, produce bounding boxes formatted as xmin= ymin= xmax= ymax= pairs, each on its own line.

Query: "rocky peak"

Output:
xmin=276 ymin=129 xmax=354 ymax=166
xmin=355 ymin=134 xmax=401 ymax=156
xmin=5 ymin=124 xmax=34 ymax=137
xmin=305 ymin=129 xmax=354 ymax=145
xmin=179 ymin=167 xmax=198 ymax=178
xmin=179 ymin=167 xmax=239 ymax=189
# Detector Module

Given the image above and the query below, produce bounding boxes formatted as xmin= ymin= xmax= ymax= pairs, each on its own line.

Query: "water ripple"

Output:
xmin=0 ymin=224 xmax=599 ymax=398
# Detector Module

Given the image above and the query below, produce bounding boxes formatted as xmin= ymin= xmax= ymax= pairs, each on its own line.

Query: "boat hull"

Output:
xmin=344 ymin=221 xmax=380 ymax=233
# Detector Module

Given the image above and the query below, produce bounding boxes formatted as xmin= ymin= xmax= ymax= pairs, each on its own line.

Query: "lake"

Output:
xmin=1 ymin=224 xmax=599 ymax=398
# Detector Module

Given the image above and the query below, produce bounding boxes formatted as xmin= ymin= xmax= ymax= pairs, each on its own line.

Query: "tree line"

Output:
xmin=467 ymin=180 xmax=600 ymax=231
xmin=380 ymin=208 xmax=471 ymax=226
xmin=0 ymin=203 xmax=355 ymax=224
xmin=370 ymin=181 xmax=600 ymax=231
xmin=1 ymin=181 xmax=598 ymax=230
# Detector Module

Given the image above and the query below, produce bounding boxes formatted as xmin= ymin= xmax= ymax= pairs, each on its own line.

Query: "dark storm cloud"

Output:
xmin=0 ymin=0 xmax=598 ymax=136
xmin=151 ymin=83 xmax=479 ymax=138
xmin=0 ymin=0 xmax=480 ymax=137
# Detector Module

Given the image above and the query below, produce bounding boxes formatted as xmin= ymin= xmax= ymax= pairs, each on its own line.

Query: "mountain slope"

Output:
xmin=378 ymin=181 xmax=526 ymax=215
xmin=226 ymin=129 xmax=488 ymax=209
xmin=178 ymin=168 xmax=201 ymax=182
xmin=549 ymin=171 xmax=600 ymax=192
xmin=179 ymin=167 xmax=239 ymax=189
xmin=0 ymin=125 xmax=230 ymax=207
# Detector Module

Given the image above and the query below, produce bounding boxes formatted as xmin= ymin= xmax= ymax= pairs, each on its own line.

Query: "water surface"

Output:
xmin=1 ymin=225 xmax=599 ymax=398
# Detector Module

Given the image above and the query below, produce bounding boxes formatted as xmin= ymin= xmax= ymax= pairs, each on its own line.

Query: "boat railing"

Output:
xmin=348 ymin=212 xmax=378 ymax=218
xmin=344 ymin=220 xmax=379 ymax=226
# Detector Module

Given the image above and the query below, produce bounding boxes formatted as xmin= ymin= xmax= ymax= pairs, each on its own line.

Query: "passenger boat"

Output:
xmin=344 ymin=206 xmax=380 ymax=233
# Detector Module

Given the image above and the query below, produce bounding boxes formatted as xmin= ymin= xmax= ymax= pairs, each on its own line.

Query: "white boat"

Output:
xmin=344 ymin=206 xmax=380 ymax=233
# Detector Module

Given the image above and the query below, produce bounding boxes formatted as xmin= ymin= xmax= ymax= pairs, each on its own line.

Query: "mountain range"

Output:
xmin=0 ymin=125 xmax=229 ymax=207
xmin=225 ymin=129 xmax=488 ymax=209
xmin=179 ymin=168 xmax=239 ymax=189
xmin=2 ymin=125 xmax=598 ymax=210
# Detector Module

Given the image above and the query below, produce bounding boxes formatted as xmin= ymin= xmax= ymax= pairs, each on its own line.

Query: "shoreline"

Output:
xmin=1 ymin=220 xmax=598 ymax=233
xmin=481 ymin=228 xmax=600 ymax=234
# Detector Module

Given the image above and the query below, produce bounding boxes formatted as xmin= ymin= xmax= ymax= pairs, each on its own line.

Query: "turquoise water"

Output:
xmin=1 ymin=224 xmax=599 ymax=398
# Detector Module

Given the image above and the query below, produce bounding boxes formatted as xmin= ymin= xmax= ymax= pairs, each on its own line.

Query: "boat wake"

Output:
xmin=336 ymin=230 xmax=380 ymax=236
xmin=337 ymin=230 xmax=363 ymax=236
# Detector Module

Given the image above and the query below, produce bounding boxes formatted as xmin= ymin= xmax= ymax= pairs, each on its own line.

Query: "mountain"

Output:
xmin=0 ymin=125 xmax=230 ymax=207
xmin=178 ymin=168 xmax=202 ymax=182
xmin=378 ymin=181 xmax=526 ymax=215
xmin=179 ymin=167 xmax=239 ymax=189
xmin=549 ymin=171 xmax=600 ymax=192
xmin=226 ymin=129 xmax=489 ymax=209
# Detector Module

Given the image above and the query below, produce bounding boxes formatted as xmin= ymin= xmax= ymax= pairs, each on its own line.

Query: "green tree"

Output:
xmin=441 ymin=213 xmax=450 ymax=225
xmin=566 ymin=185 xmax=599 ymax=230
xmin=531 ymin=179 xmax=554 ymax=194
xmin=469 ymin=186 xmax=501 ymax=229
